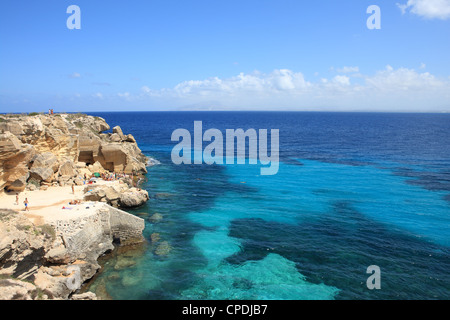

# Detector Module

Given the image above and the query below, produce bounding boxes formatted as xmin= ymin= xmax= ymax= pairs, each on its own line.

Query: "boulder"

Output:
xmin=31 ymin=152 xmax=59 ymax=173
xmin=58 ymin=160 xmax=76 ymax=177
xmin=84 ymin=187 xmax=106 ymax=202
xmin=109 ymin=133 xmax=122 ymax=142
xmin=112 ymin=126 xmax=125 ymax=140
xmin=88 ymin=161 xmax=106 ymax=174
xmin=0 ymin=279 xmax=37 ymax=300
xmin=71 ymin=292 xmax=98 ymax=300
xmin=119 ymin=189 xmax=149 ymax=208
xmin=34 ymin=267 xmax=73 ymax=299
xmin=44 ymin=246 xmax=72 ymax=265
xmin=104 ymin=186 xmax=121 ymax=202
xmin=125 ymin=134 xmax=136 ymax=143
xmin=29 ymin=167 xmax=54 ymax=183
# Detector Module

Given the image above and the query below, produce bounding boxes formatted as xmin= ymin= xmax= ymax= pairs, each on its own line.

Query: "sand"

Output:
xmin=0 ymin=180 xmax=115 ymax=225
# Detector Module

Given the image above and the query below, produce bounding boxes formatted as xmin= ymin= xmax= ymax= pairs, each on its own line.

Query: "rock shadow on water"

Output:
xmin=444 ymin=193 xmax=450 ymax=204
xmin=226 ymin=201 xmax=450 ymax=300
xmin=391 ymin=166 xmax=450 ymax=194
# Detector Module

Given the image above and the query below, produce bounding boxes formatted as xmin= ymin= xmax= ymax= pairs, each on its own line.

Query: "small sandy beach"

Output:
xmin=0 ymin=180 xmax=116 ymax=225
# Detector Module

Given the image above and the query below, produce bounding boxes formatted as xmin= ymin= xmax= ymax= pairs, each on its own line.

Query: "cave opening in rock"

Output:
xmin=78 ymin=151 xmax=94 ymax=166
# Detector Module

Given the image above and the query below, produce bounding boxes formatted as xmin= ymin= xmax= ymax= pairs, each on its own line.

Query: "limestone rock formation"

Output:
xmin=0 ymin=113 xmax=149 ymax=194
xmin=0 ymin=279 xmax=38 ymax=300
xmin=119 ymin=188 xmax=150 ymax=208
xmin=0 ymin=205 xmax=145 ymax=300
xmin=0 ymin=132 xmax=35 ymax=192
xmin=71 ymin=292 xmax=98 ymax=300
xmin=84 ymin=183 xmax=149 ymax=208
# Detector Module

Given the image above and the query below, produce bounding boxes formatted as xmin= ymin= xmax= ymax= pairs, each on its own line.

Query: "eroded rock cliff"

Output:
xmin=0 ymin=206 xmax=145 ymax=300
xmin=0 ymin=113 xmax=148 ymax=194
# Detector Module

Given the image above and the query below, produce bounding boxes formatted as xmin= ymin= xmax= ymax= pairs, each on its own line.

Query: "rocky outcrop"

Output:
xmin=119 ymin=188 xmax=150 ymax=208
xmin=0 ymin=205 xmax=145 ymax=300
xmin=0 ymin=113 xmax=149 ymax=194
xmin=83 ymin=182 xmax=149 ymax=208
xmin=0 ymin=279 xmax=39 ymax=300
xmin=0 ymin=132 xmax=35 ymax=192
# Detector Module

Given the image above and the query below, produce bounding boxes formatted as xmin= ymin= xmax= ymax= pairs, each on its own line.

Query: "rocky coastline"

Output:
xmin=0 ymin=112 xmax=148 ymax=194
xmin=0 ymin=113 xmax=153 ymax=300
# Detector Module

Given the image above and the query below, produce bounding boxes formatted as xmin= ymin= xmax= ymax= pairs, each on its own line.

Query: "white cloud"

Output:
xmin=365 ymin=65 xmax=442 ymax=91
xmin=93 ymin=92 xmax=103 ymax=99
xmin=397 ymin=0 xmax=450 ymax=20
xmin=332 ymin=75 xmax=351 ymax=86
xmin=118 ymin=92 xmax=130 ymax=98
xmin=68 ymin=72 xmax=81 ymax=79
xmin=172 ymin=70 xmax=310 ymax=96
xmin=133 ymin=67 xmax=450 ymax=111
xmin=336 ymin=66 xmax=359 ymax=73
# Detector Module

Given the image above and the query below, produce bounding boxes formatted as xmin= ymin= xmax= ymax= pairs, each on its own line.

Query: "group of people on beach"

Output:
xmin=98 ymin=171 xmax=136 ymax=182
xmin=12 ymin=169 xmax=144 ymax=212
xmin=88 ymin=171 xmax=142 ymax=189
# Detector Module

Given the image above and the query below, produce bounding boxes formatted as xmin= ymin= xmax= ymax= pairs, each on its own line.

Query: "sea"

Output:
xmin=83 ymin=111 xmax=450 ymax=300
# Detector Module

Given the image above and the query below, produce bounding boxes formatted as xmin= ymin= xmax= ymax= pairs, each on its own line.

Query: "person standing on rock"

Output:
xmin=15 ymin=193 xmax=19 ymax=205
xmin=72 ymin=183 xmax=75 ymax=194
xmin=24 ymin=198 xmax=29 ymax=211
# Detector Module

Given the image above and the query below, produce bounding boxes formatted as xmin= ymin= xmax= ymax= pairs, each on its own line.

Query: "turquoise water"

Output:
xmin=86 ymin=112 xmax=450 ymax=300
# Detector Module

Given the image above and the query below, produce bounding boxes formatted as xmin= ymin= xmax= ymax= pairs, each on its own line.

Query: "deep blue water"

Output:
xmin=85 ymin=112 xmax=450 ymax=300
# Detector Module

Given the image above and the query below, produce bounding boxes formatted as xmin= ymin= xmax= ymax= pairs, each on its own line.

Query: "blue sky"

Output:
xmin=1 ymin=0 xmax=449 ymax=112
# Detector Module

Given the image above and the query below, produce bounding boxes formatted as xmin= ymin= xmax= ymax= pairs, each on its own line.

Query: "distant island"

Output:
xmin=0 ymin=112 xmax=154 ymax=300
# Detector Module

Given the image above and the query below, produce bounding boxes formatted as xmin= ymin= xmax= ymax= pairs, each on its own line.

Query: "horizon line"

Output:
xmin=2 ymin=110 xmax=450 ymax=115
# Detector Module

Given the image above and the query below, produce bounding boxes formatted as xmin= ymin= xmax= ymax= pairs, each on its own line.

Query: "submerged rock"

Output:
xmin=114 ymin=257 xmax=137 ymax=270
xmin=136 ymin=212 xmax=149 ymax=218
xmin=150 ymin=233 xmax=161 ymax=243
xmin=155 ymin=241 xmax=171 ymax=256
xmin=121 ymin=270 xmax=143 ymax=287
xmin=155 ymin=192 xmax=172 ymax=199
xmin=149 ymin=213 xmax=163 ymax=223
